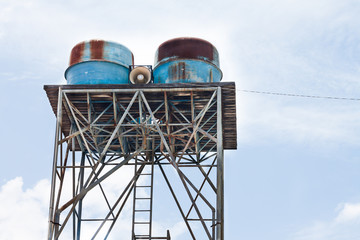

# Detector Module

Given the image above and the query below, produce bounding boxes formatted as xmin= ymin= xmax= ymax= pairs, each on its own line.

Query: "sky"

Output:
xmin=1 ymin=0 xmax=360 ymax=239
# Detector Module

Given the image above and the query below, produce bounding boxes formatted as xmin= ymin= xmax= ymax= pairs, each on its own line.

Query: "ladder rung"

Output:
xmin=135 ymin=210 xmax=150 ymax=212
xmin=140 ymin=173 xmax=152 ymax=175
xmin=134 ymin=235 xmax=150 ymax=239
xmin=135 ymin=237 xmax=169 ymax=240
xmin=134 ymin=221 xmax=150 ymax=224
xmin=135 ymin=197 xmax=151 ymax=200
xmin=136 ymin=185 xmax=151 ymax=187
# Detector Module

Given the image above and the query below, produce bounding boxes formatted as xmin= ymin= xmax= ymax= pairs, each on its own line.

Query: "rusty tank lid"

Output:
xmin=68 ymin=39 xmax=134 ymax=67
xmin=154 ymin=37 xmax=220 ymax=68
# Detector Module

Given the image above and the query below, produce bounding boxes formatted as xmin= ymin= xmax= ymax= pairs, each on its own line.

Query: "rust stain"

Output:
xmin=69 ymin=42 xmax=85 ymax=66
xmin=179 ymin=62 xmax=186 ymax=80
xmin=90 ymin=40 xmax=105 ymax=60
xmin=169 ymin=62 xmax=186 ymax=80
xmin=157 ymin=37 xmax=215 ymax=63
xmin=169 ymin=64 xmax=177 ymax=80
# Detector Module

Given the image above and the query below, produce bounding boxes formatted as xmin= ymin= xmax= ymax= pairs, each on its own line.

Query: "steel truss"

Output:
xmin=48 ymin=86 xmax=224 ymax=240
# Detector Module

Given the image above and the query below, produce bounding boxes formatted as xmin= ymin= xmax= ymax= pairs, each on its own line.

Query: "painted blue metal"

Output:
xmin=153 ymin=59 xmax=222 ymax=84
xmin=65 ymin=40 xmax=134 ymax=84
xmin=65 ymin=61 xmax=131 ymax=85
xmin=153 ymin=37 xmax=222 ymax=84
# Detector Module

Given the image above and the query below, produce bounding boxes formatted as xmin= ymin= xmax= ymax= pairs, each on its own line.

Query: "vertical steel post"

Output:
xmin=76 ymin=152 xmax=86 ymax=240
xmin=72 ymin=138 xmax=76 ymax=240
xmin=48 ymin=87 xmax=63 ymax=240
xmin=216 ymin=87 xmax=224 ymax=240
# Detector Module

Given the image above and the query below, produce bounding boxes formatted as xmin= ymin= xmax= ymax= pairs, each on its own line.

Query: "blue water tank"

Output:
xmin=153 ymin=37 xmax=222 ymax=84
xmin=65 ymin=40 xmax=134 ymax=84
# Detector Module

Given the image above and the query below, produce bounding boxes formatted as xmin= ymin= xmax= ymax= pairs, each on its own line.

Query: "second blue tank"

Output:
xmin=153 ymin=37 xmax=222 ymax=84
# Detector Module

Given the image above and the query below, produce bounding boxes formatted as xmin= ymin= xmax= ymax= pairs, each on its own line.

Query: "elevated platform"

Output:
xmin=44 ymin=82 xmax=237 ymax=150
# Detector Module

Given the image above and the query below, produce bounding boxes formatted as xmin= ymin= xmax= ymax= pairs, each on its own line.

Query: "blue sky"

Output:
xmin=1 ymin=0 xmax=360 ymax=239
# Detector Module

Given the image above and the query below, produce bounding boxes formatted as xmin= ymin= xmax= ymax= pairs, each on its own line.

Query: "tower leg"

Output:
xmin=216 ymin=87 xmax=224 ymax=240
xmin=76 ymin=152 xmax=86 ymax=240
xmin=48 ymin=88 xmax=63 ymax=240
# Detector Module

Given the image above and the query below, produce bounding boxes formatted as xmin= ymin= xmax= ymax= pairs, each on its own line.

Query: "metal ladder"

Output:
xmin=132 ymin=157 xmax=154 ymax=240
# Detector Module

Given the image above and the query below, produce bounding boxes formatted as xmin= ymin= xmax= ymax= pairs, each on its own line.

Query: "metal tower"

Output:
xmin=45 ymin=82 xmax=236 ymax=239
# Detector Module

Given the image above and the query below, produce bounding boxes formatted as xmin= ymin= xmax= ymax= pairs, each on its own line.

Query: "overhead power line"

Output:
xmin=237 ymin=89 xmax=360 ymax=101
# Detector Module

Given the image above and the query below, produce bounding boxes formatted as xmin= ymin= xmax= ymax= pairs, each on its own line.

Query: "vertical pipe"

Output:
xmin=48 ymin=87 xmax=63 ymax=240
xmin=191 ymin=91 xmax=200 ymax=162
xmin=164 ymin=91 xmax=173 ymax=153
xmin=216 ymin=87 xmax=224 ymax=240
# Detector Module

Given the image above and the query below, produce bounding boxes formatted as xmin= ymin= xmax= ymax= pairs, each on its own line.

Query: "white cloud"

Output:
xmin=0 ymin=177 xmax=49 ymax=240
xmin=335 ymin=203 xmax=360 ymax=223
xmin=0 ymin=174 xmax=187 ymax=239
xmin=293 ymin=202 xmax=360 ymax=240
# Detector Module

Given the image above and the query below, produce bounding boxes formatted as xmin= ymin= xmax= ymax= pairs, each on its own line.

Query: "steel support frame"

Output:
xmin=48 ymin=86 xmax=224 ymax=240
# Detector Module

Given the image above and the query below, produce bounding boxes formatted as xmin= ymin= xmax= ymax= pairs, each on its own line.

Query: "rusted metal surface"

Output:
xmin=69 ymin=40 xmax=134 ymax=67
xmin=69 ymin=42 xmax=85 ymax=66
xmin=90 ymin=39 xmax=104 ymax=60
xmin=169 ymin=61 xmax=186 ymax=80
xmin=154 ymin=37 xmax=219 ymax=68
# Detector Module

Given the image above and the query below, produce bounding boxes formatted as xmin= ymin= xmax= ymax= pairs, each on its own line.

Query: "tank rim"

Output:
xmin=157 ymin=37 xmax=217 ymax=50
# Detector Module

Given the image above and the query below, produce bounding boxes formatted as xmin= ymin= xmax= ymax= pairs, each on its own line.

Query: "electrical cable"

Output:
xmin=237 ymin=89 xmax=360 ymax=101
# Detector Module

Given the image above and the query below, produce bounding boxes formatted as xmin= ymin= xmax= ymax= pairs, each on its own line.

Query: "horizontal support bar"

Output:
xmin=81 ymin=218 xmax=114 ymax=221
xmin=62 ymin=87 xmax=218 ymax=94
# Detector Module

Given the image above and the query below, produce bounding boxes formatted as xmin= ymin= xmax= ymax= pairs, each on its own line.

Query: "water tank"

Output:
xmin=65 ymin=40 xmax=134 ymax=84
xmin=153 ymin=37 xmax=222 ymax=84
